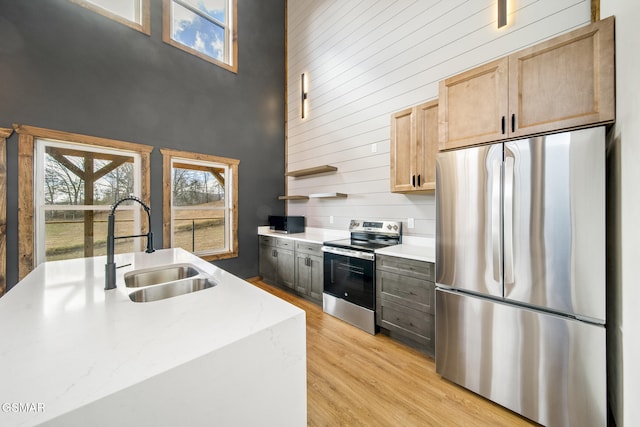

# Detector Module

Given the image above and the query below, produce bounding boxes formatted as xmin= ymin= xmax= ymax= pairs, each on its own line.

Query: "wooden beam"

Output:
xmin=84 ymin=154 xmax=95 ymax=257
xmin=13 ymin=124 xmax=153 ymax=154
xmin=159 ymin=148 xmax=239 ymax=167
xmin=212 ymin=171 xmax=225 ymax=187
xmin=48 ymin=151 xmax=86 ymax=180
xmin=172 ymin=162 xmax=225 ymax=174
xmin=0 ymin=130 xmax=7 ymax=296
xmin=46 ymin=146 xmax=135 ymax=163
xmin=93 ymin=157 xmax=128 ymax=180
xmin=171 ymin=161 xmax=226 ymax=186
xmin=18 ymin=134 xmax=34 ymax=281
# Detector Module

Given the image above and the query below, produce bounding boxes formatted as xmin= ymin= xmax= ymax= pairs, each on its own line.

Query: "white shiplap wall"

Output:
xmin=286 ymin=0 xmax=591 ymax=237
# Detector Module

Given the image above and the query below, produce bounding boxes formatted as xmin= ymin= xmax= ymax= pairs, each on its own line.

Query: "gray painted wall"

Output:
xmin=0 ymin=0 xmax=286 ymax=289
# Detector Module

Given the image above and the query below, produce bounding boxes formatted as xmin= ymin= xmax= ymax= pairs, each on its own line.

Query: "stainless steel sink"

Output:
xmin=124 ymin=263 xmax=201 ymax=288
xmin=128 ymin=277 xmax=216 ymax=303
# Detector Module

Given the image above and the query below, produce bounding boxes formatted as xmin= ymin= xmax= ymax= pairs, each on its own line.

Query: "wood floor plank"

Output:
xmin=248 ymin=279 xmax=537 ymax=426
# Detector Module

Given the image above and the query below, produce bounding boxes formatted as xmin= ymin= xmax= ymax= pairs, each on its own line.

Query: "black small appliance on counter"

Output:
xmin=268 ymin=215 xmax=305 ymax=234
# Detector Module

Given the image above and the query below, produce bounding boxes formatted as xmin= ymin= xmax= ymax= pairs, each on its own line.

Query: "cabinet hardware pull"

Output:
xmin=511 ymin=113 xmax=515 ymax=133
xmin=412 ymin=175 xmax=415 ymax=187
xmin=501 ymin=116 xmax=506 ymax=134
xmin=417 ymin=174 xmax=421 ymax=187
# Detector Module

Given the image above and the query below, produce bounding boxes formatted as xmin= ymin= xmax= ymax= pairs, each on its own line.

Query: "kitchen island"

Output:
xmin=0 ymin=248 xmax=306 ymax=426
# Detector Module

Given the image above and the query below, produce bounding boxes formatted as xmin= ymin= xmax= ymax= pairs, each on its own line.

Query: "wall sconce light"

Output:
xmin=301 ymin=73 xmax=308 ymax=119
xmin=497 ymin=0 xmax=507 ymax=28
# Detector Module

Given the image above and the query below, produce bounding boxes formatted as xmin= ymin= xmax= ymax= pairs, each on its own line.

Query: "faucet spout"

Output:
xmin=105 ymin=196 xmax=155 ymax=290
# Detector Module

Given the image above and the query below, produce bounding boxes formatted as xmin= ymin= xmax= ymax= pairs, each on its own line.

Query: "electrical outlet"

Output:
xmin=408 ymin=218 xmax=415 ymax=229
xmin=329 ymin=215 xmax=334 ymax=224
xmin=371 ymin=143 xmax=377 ymax=153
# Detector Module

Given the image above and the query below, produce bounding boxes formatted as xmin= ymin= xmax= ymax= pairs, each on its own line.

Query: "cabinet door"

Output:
xmin=295 ymin=254 xmax=323 ymax=302
xmin=415 ymin=100 xmax=438 ymax=191
xmin=295 ymin=253 xmax=311 ymax=295
xmin=439 ymin=57 xmax=509 ymax=150
xmin=390 ymin=107 xmax=416 ymax=192
xmin=308 ymin=254 xmax=323 ymax=301
xmin=259 ymin=243 xmax=277 ymax=284
xmin=276 ymin=248 xmax=295 ymax=289
xmin=509 ymin=16 xmax=614 ymax=138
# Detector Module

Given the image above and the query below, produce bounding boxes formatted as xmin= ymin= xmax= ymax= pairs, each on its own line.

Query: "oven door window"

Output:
xmin=323 ymin=252 xmax=375 ymax=310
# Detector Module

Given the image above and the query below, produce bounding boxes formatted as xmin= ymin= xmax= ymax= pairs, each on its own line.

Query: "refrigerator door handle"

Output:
xmin=491 ymin=159 xmax=502 ymax=283
xmin=504 ymin=155 xmax=515 ymax=285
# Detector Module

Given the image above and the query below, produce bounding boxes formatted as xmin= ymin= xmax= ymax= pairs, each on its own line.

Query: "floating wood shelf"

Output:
xmin=309 ymin=193 xmax=348 ymax=199
xmin=278 ymin=195 xmax=309 ymax=200
xmin=285 ymin=165 xmax=337 ymax=177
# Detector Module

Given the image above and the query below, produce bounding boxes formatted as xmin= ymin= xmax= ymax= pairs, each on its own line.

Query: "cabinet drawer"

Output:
xmin=380 ymin=299 xmax=432 ymax=338
xmin=377 ymin=255 xmax=434 ymax=281
xmin=378 ymin=271 xmax=434 ymax=314
xmin=295 ymin=241 xmax=322 ymax=256
xmin=276 ymin=238 xmax=295 ymax=249
xmin=259 ymin=235 xmax=274 ymax=246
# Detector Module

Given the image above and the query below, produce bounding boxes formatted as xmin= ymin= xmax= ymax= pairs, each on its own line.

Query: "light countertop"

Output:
xmin=259 ymin=226 xmax=435 ymax=263
xmin=375 ymin=237 xmax=436 ymax=263
xmin=0 ymin=248 xmax=306 ymax=426
xmin=258 ymin=226 xmax=348 ymax=244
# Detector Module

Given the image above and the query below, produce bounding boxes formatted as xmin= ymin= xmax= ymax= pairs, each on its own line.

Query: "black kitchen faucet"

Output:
xmin=104 ymin=196 xmax=155 ymax=290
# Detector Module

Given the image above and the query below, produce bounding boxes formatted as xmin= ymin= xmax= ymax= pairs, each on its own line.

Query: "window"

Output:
xmin=16 ymin=125 xmax=152 ymax=280
xmin=161 ymin=149 xmax=239 ymax=260
xmin=69 ymin=0 xmax=151 ymax=35
xmin=35 ymin=141 xmax=143 ymax=264
xmin=162 ymin=0 xmax=238 ymax=73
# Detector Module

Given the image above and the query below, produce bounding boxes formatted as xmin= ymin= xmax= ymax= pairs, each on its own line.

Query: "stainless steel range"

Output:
xmin=322 ymin=220 xmax=402 ymax=334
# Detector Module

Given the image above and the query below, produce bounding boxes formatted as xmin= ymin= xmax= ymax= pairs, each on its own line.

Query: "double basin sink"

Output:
xmin=124 ymin=263 xmax=216 ymax=303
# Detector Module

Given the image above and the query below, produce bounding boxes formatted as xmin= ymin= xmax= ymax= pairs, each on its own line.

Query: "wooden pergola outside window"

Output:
xmin=161 ymin=148 xmax=239 ymax=261
xmin=43 ymin=145 xmax=136 ymax=259
xmin=15 ymin=125 xmax=152 ymax=281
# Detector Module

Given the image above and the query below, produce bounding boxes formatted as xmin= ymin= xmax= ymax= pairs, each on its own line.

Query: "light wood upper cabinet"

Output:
xmin=390 ymin=100 xmax=438 ymax=193
xmin=390 ymin=107 xmax=414 ymax=192
xmin=509 ymin=16 xmax=615 ymax=138
xmin=439 ymin=58 xmax=509 ymax=150
xmin=439 ymin=16 xmax=615 ymax=151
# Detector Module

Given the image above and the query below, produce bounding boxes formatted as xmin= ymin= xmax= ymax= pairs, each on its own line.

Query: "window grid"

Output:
xmin=162 ymin=0 xmax=238 ymax=73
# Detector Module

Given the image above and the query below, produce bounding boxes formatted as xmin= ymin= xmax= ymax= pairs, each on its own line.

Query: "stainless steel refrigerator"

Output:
xmin=435 ymin=126 xmax=606 ymax=427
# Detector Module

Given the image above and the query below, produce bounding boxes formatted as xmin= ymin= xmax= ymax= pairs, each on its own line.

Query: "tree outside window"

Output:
xmin=161 ymin=149 xmax=239 ymax=260
xmin=36 ymin=141 xmax=145 ymax=263
xmin=16 ymin=125 xmax=152 ymax=280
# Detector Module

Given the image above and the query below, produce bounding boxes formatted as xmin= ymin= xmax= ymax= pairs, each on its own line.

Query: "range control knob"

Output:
xmin=393 ymin=225 xmax=398 ymax=230
xmin=387 ymin=224 xmax=392 ymax=230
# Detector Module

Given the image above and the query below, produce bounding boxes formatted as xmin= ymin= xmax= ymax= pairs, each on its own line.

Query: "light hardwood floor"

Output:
xmin=248 ymin=279 xmax=537 ymax=427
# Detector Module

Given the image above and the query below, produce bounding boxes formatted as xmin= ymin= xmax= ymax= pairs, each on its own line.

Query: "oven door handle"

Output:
xmin=336 ymin=264 xmax=365 ymax=275
xmin=322 ymin=246 xmax=375 ymax=261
